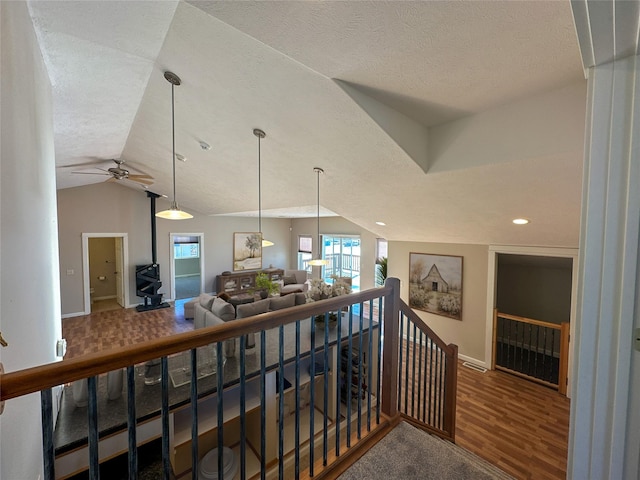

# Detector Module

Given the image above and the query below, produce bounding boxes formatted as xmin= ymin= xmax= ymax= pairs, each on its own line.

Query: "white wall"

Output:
xmin=388 ymin=241 xmax=489 ymax=364
xmin=0 ymin=2 xmax=61 ymax=478
xmin=57 ymin=182 xmax=292 ymax=314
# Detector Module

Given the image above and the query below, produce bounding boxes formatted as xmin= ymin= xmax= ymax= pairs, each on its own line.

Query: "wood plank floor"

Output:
xmin=62 ymin=302 xmax=570 ymax=479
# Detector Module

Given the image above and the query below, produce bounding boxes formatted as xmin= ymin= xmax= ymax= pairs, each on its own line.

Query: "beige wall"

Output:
xmin=388 ymin=241 xmax=489 ymax=362
xmin=58 ymin=182 xmax=292 ymax=315
xmin=289 ymin=216 xmax=380 ymax=289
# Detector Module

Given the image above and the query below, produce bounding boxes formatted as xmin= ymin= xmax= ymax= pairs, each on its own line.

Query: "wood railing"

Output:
xmin=492 ymin=310 xmax=569 ymax=395
xmin=0 ymin=278 xmax=457 ymax=479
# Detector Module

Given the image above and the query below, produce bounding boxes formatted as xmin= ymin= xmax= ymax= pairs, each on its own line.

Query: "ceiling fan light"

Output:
xmin=308 ymin=258 xmax=329 ymax=266
xmin=254 ymin=128 xmax=274 ymax=248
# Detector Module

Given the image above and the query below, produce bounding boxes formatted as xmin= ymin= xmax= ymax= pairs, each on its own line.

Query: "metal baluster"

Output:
xmin=404 ymin=319 xmax=411 ymax=414
xmin=216 ymin=344 xmax=224 ymax=480
xmin=323 ymin=311 xmax=330 ymax=464
xmin=417 ymin=330 xmax=423 ymax=422
xmin=346 ymin=308 xmax=353 ymax=447
xmin=434 ymin=347 xmax=440 ymax=429
xmin=127 ymin=366 xmax=138 ymax=480
xmin=335 ymin=309 xmax=342 ymax=456
xmin=88 ymin=376 xmax=99 ymax=480
xmin=376 ymin=296 xmax=383 ymax=425
xmin=421 ymin=332 xmax=428 ymax=424
xmin=295 ymin=320 xmax=301 ymax=478
xmin=411 ymin=323 xmax=417 ymax=417
xmin=506 ymin=318 xmax=511 ymax=368
xmin=309 ymin=318 xmax=316 ymax=477
xmin=439 ymin=348 xmax=445 ymax=429
xmin=542 ymin=327 xmax=547 ymax=381
xmin=41 ymin=388 xmax=55 ymax=480
xmin=366 ymin=299 xmax=373 ymax=432
xmin=260 ymin=331 xmax=267 ymax=480
xmin=527 ymin=324 xmax=533 ymax=376
xmin=278 ymin=325 xmax=285 ymax=478
xmin=357 ymin=302 xmax=364 ymax=440
xmin=534 ymin=324 xmax=539 ymax=378
xmin=428 ymin=338 xmax=433 ymax=426
xmin=240 ymin=337 xmax=246 ymax=480
xmin=550 ymin=329 xmax=556 ymax=383
xmin=398 ymin=312 xmax=404 ymax=412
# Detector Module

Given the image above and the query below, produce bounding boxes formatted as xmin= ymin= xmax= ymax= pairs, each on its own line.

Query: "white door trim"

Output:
xmin=485 ymin=244 xmax=579 ymax=398
xmin=82 ymin=233 xmax=129 ymax=314
xmin=169 ymin=233 xmax=205 ymax=301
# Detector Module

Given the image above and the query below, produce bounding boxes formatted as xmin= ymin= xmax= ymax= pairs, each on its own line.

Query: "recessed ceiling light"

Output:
xmin=513 ymin=218 xmax=529 ymax=225
xmin=376 ymin=221 xmax=386 ymax=226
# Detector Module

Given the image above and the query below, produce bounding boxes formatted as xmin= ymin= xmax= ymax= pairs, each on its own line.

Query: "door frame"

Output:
xmin=485 ymin=245 xmax=579 ymax=398
xmin=82 ymin=233 xmax=129 ymax=314
xmin=169 ymin=233 xmax=205 ymax=301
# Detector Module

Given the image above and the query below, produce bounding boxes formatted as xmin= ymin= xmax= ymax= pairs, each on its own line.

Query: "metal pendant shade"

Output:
xmin=308 ymin=167 xmax=328 ymax=266
xmin=156 ymin=71 xmax=193 ymax=220
xmin=254 ymin=129 xmax=273 ymax=247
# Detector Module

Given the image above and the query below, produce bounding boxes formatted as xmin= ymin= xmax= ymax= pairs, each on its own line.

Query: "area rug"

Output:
xmin=338 ymin=421 xmax=513 ymax=480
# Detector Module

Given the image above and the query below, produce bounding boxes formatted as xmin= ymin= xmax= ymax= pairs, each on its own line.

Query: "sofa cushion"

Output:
xmin=198 ymin=293 xmax=216 ymax=310
xmin=295 ymin=292 xmax=307 ymax=305
xmin=211 ymin=297 xmax=235 ymax=321
xmin=236 ymin=298 xmax=270 ymax=319
xmin=269 ymin=293 xmax=295 ymax=311
xmin=282 ymin=275 xmax=297 ymax=286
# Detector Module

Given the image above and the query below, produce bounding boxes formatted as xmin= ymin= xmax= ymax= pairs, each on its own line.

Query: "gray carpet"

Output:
xmin=338 ymin=421 xmax=513 ymax=480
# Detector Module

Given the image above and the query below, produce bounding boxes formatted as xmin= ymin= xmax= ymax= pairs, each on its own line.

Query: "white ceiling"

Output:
xmin=30 ymin=0 xmax=587 ymax=246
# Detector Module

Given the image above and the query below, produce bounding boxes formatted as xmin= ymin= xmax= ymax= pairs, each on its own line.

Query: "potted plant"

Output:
xmin=254 ymin=272 xmax=279 ymax=299
xmin=376 ymin=257 xmax=388 ymax=286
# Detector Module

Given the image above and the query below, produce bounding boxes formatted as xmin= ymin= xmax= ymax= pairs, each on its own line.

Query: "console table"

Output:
xmin=216 ymin=268 xmax=284 ymax=296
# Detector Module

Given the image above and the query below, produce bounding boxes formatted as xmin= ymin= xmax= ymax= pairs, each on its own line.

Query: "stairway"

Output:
xmin=338 ymin=421 xmax=514 ymax=480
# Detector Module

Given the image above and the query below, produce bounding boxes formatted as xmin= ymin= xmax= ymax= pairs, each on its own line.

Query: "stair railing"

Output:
xmin=492 ymin=309 xmax=569 ymax=395
xmin=0 ymin=277 xmax=458 ymax=479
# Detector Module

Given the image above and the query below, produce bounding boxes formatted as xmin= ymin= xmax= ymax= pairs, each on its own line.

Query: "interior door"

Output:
xmin=114 ymin=237 xmax=124 ymax=307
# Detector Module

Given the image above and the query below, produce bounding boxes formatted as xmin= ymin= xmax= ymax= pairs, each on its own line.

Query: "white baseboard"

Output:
xmin=458 ymin=354 xmax=488 ymax=369
xmin=61 ymin=311 xmax=87 ymax=319
xmin=93 ymin=295 xmax=116 ymax=301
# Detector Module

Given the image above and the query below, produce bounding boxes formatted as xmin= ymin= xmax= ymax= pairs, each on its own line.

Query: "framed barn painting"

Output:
xmin=233 ymin=232 xmax=262 ymax=271
xmin=409 ymin=252 xmax=463 ymax=320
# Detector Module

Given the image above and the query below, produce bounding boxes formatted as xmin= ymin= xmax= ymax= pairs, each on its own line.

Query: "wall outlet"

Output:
xmin=56 ymin=338 xmax=67 ymax=357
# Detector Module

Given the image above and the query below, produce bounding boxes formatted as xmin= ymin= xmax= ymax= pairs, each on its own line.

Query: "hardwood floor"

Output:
xmin=61 ymin=302 xmax=570 ymax=479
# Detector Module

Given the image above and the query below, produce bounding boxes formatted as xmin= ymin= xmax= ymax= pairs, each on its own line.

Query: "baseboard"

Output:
xmin=61 ymin=311 xmax=87 ymax=319
xmin=458 ymin=354 xmax=487 ymax=369
xmin=93 ymin=295 xmax=116 ymax=301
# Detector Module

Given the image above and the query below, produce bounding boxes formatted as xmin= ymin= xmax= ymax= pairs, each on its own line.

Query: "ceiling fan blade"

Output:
xmin=105 ymin=177 xmax=117 ymax=183
xmin=71 ymin=171 xmax=110 ymax=175
xmin=128 ymin=175 xmax=154 ymax=186
xmin=128 ymin=173 xmax=153 ymax=180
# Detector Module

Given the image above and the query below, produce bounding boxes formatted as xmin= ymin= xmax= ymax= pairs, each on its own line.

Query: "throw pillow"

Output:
xmin=269 ymin=293 xmax=295 ymax=311
xmin=198 ymin=293 xmax=215 ymax=310
xmin=282 ymin=275 xmax=297 ymax=286
xmin=236 ymin=298 xmax=270 ymax=319
xmin=211 ymin=298 xmax=235 ymax=321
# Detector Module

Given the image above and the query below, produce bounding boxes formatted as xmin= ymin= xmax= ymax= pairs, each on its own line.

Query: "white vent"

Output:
xmin=462 ymin=361 xmax=487 ymax=373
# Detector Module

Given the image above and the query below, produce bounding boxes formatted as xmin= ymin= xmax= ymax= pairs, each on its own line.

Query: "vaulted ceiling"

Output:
xmin=30 ymin=0 xmax=587 ymax=246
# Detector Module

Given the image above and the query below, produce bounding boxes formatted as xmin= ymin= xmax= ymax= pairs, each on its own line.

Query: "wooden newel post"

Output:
xmin=443 ymin=343 xmax=458 ymax=440
xmin=381 ymin=277 xmax=401 ymax=418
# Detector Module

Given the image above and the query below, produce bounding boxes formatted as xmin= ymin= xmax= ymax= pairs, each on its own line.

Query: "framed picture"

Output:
xmin=409 ymin=252 xmax=463 ymax=320
xmin=233 ymin=232 xmax=262 ymax=271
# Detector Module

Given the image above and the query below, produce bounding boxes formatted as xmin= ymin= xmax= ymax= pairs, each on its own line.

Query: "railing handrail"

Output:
xmin=496 ymin=310 xmax=564 ymax=330
xmin=1 ymin=286 xmax=391 ymax=402
xmin=399 ymin=299 xmax=457 ymax=356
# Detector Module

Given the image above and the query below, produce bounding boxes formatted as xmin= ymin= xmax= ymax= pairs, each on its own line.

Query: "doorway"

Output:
xmin=82 ymin=233 xmax=129 ymax=314
xmin=322 ymin=235 xmax=361 ymax=292
xmin=169 ymin=233 xmax=204 ymax=300
xmin=485 ymin=245 xmax=578 ymax=397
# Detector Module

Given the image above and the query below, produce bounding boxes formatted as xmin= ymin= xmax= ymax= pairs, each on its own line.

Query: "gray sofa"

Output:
xmin=193 ymin=292 xmax=307 ymax=356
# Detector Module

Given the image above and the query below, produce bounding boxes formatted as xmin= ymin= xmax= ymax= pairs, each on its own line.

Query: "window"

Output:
xmin=298 ymin=235 xmax=313 ymax=272
xmin=322 ymin=235 xmax=360 ymax=292
xmin=376 ymin=238 xmax=388 ymax=261
xmin=174 ymin=243 xmax=199 ymax=259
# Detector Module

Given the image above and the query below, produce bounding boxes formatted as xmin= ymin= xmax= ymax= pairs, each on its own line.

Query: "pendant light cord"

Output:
xmin=258 ymin=134 xmax=262 ymax=234
xmin=171 ymin=82 xmax=176 ymax=204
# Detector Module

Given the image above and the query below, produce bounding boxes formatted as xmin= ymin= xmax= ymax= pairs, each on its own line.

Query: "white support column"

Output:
xmin=569 ymin=54 xmax=640 ymax=479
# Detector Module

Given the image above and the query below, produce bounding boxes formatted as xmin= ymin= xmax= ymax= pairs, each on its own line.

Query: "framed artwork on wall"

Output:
xmin=409 ymin=252 xmax=463 ymax=320
xmin=233 ymin=232 xmax=262 ymax=271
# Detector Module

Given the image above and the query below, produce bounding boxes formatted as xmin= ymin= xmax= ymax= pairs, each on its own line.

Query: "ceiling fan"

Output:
xmin=71 ymin=159 xmax=154 ymax=186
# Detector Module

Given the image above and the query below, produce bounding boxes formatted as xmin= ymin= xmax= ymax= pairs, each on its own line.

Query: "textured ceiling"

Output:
xmin=31 ymin=0 xmax=588 ymax=246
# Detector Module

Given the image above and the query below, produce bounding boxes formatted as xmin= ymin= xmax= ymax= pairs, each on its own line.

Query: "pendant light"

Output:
xmin=254 ymin=129 xmax=273 ymax=247
xmin=156 ymin=71 xmax=193 ymax=220
xmin=308 ymin=167 xmax=328 ymax=266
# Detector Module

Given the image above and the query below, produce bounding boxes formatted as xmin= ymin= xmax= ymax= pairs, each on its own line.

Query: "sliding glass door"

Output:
xmin=322 ymin=235 xmax=360 ymax=292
